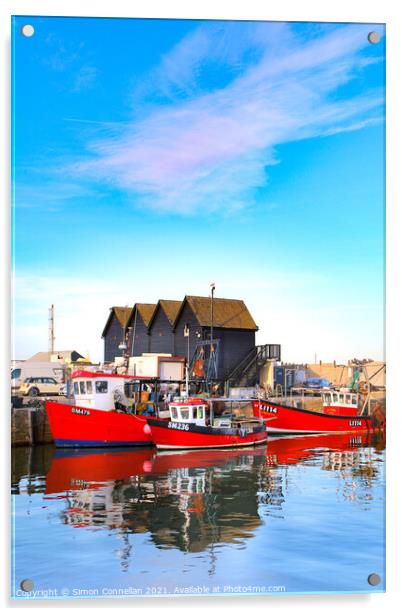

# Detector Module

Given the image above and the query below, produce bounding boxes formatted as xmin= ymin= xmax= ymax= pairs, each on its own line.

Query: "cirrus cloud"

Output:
xmin=66 ymin=22 xmax=384 ymax=215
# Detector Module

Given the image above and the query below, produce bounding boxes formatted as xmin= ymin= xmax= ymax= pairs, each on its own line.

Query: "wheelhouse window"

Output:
xmin=86 ymin=381 xmax=93 ymax=394
xmin=73 ymin=382 xmax=79 ymax=395
xmin=352 ymin=395 xmax=357 ymax=405
xmin=197 ymin=406 xmax=204 ymax=420
xmin=171 ymin=406 xmax=178 ymax=419
xmin=95 ymin=381 xmax=108 ymax=393
xmin=339 ymin=394 xmax=344 ymax=403
xmin=79 ymin=381 xmax=86 ymax=394
xmin=180 ymin=407 xmax=190 ymax=420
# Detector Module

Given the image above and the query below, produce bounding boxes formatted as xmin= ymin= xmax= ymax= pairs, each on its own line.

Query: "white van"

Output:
xmin=11 ymin=361 xmax=65 ymax=392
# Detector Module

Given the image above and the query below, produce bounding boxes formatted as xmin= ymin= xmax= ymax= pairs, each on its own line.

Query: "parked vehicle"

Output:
xmin=19 ymin=377 xmax=63 ymax=397
xmin=303 ymin=377 xmax=332 ymax=389
xmin=11 ymin=361 xmax=65 ymax=391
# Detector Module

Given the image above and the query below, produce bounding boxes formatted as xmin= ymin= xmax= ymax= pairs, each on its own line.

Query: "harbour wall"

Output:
xmin=11 ymin=406 xmax=54 ymax=447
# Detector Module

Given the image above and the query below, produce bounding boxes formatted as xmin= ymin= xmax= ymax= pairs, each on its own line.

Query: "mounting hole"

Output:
xmin=21 ymin=24 xmax=35 ymax=38
xmin=20 ymin=579 xmax=34 ymax=592
xmin=367 ymin=573 xmax=381 ymax=586
xmin=368 ymin=31 xmax=380 ymax=45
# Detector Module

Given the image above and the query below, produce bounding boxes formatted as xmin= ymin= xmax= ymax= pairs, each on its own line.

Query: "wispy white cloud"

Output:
xmin=13 ymin=180 xmax=97 ymax=210
xmin=65 ymin=22 xmax=384 ymax=216
xmin=43 ymin=32 xmax=98 ymax=93
xmin=72 ymin=65 xmax=99 ymax=92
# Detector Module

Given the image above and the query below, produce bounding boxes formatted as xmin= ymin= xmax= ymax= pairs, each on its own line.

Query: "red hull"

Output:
xmin=45 ymin=446 xmax=267 ymax=495
xmin=45 ymin=448 xmax=154 ymax=495
xmin=260 ymin=401 xmax=373 ymax=434
xmin=266 ymin=432 xmax=372 ymax=465
xmin=45 ymin=401 xmax=152 ymax=447
xmin=147 ymin=419 xmax=267 ymax=450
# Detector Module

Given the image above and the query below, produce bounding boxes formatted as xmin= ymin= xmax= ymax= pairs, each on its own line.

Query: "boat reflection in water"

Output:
xmin=266 ymin=431 xmax=382 ymax=467
xmin=11 ymin=430 xmax=385 ymax=595
xmin=45 ymin=447 xmax=268 ymax=559
xmin=44 ymin=432 xmax=384 ymax=552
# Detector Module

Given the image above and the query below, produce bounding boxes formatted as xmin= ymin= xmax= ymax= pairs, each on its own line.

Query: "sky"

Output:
xmin=11 ymin=17 xmax=385 ymax=363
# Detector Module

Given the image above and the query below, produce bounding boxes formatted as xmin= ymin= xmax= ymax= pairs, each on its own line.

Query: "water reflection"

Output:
xmin=43 ymin=447 xmax=267 ymax=555
xmin=15 ymin=433 xmax=383 ymax=547
xmin=12 ymin=432 xmax=385 ymax=592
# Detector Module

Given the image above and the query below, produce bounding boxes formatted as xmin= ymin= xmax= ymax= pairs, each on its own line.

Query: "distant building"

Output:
xmin=28 ymin=350 xmax=85 ymax=363
xmin=102 ymin=306 xmax=132 ymax=362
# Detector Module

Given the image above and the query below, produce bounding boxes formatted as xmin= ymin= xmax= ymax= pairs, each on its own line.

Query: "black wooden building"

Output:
xmin=102 ymin=295 xmax=280 ymax=384
xmin=102 ymin=306 xmax=132 ymax=362
xmin=125 ymin=303 xmax=156 ymax=356
xmin=148 ymin=300 xmax=182 ymax=354
xmin=173 ymin=296 xmax=258 ymax=379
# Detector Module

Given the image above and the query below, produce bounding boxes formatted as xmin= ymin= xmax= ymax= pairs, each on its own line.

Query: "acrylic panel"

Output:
xmin=11 ymin=16 xmax=386 ymax=600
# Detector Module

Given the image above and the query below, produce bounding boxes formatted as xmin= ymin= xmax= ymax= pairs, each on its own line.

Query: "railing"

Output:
xmin=225 ymin=344 xmax=281 ymax=387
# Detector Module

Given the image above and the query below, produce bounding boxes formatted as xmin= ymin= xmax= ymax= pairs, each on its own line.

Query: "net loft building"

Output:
xmin=102 ymin=295 xmax=281 ymax=386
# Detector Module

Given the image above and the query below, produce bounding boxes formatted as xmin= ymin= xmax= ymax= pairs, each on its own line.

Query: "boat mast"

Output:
xmin=184 ymin=323 xmax=190 ymax=398
xmin=209 ymin=282 xmax=215 ymax=395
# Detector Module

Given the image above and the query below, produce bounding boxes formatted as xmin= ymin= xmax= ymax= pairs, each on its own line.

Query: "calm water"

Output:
xmin=11 ymin=432 xmax=385 ymax=599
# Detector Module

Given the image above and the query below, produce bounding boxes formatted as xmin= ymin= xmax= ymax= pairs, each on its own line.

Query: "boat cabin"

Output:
xmin=71 ymin=371 xmax=128 ymax=411
xmin=70 ymin=370 xmax=157 ymax=413
xmin=168 ymin=397 xmax=260 ymax=428
xmin=322 ymin=390 xmax=359 ymax=416
xmin=168 ymin=399 xmax=208 ymax=427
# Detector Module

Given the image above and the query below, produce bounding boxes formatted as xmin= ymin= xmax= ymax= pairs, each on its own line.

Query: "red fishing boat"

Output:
xmin=259 ymin=389 xmax=385 ymax=434
xmin=147 ymin=397 xmax=267 ymax=450
xmin=45 ymin=371 xmax=154 ymax=447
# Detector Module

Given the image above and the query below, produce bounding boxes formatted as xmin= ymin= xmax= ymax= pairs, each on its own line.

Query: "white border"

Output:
xmin=2 ymin=1 xmax=401 ymax=614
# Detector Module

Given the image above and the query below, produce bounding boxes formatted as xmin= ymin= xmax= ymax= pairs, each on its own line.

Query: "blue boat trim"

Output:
xmin=53 ymin=439 xmax=153 ymax=448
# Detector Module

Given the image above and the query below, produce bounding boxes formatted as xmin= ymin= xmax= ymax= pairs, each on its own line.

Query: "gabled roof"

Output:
xmin=127 ymin=303 xmax=157 ymax=329
xmin=102 ymin=306 xmax=132 ymax=338
xmin=174 ymin=296 xmax=258 ymax=331
xmin=148 ymin=300 xmax=182 ymax=328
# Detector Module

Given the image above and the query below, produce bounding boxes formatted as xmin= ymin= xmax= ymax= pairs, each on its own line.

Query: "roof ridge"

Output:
xmin=186 ymin=295 xmax=246 ymax=302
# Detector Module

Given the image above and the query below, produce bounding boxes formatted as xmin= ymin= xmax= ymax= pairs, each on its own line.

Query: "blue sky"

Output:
xmin=12 ymin=17 xmax=385 ymax=362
